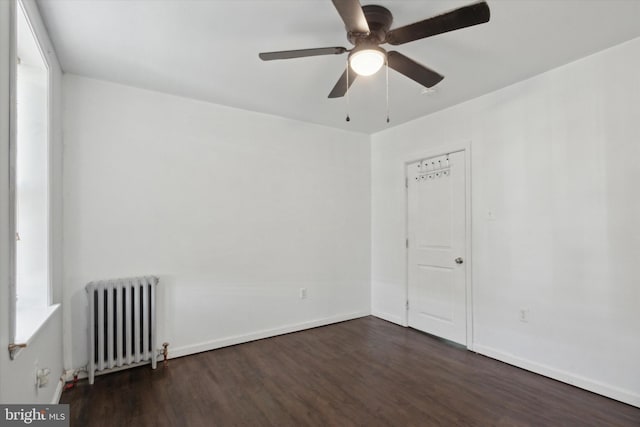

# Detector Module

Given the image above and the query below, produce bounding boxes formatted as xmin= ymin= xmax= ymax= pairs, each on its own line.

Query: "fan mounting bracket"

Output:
xmin=347 ymin=5 xmax=393 ymax=45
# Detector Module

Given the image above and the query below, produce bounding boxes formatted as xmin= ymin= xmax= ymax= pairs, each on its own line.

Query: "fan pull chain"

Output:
xmin=345 ymin=61 xmax=351 ymax=122
xmin=385 ymin=57 xmax=390 ymax=123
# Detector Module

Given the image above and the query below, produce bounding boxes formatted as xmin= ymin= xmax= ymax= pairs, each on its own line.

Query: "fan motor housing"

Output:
xmin=348 ymin=5 xmax=393 ymax=45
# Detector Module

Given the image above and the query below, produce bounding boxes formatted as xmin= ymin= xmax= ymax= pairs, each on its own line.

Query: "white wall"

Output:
xmin=371 ymin=37 xmax=640 ymax=406
xmin=62 ymin=75 xmax=371 ymax=369
xmin=0 ymin=0 xmax=64 ymax=404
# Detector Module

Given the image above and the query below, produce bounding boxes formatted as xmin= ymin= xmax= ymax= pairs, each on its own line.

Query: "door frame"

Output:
xmin=403 ymin=140 xmax=473 ymax=350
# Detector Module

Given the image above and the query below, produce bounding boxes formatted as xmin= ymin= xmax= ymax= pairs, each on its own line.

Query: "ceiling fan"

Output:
xmin=259 ymin=0 xmax=490 ymax=99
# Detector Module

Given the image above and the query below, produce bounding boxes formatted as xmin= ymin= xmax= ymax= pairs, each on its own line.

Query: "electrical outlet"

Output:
xmin=519 ymin=308 xmax=529 ymax=323
xmin=299 ymin=288 xmax=307 ymax=299
xmin=36 ymin=368 xmax=50 ymax=388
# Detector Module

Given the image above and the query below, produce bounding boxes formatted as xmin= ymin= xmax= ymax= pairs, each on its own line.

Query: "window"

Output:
xmin=9 ymin=0 xmax=53 ymax=355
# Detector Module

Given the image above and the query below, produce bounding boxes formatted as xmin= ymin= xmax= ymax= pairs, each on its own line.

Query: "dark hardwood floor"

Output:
xmin=61 ymin=316 xmax=640 ymax=426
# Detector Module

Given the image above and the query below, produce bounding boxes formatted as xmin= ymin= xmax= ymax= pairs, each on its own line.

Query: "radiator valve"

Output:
xmin=162 ymin=342 xmax=169 ymax=368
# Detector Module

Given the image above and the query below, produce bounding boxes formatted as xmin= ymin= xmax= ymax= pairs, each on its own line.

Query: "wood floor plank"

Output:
xmin=61 ymin=316 xmax=640 ymax=426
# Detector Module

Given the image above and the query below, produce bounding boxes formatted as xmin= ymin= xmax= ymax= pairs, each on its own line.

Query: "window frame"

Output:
xmin=8 ymin=0 xmax=54 ymax=359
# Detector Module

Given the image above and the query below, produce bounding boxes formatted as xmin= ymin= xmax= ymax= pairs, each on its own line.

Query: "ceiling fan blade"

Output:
xmin=387 ymin=51 xmax=444 ymax=88
xmin=331 ymin=0 xmax=370 ymax=35
xmin=328 ymin=67 xmax=358 ymax=98
xmin=259 ymin=47 xmax=347 ymax=61
xmin=386 ymin=1 xmax=490 ymax=45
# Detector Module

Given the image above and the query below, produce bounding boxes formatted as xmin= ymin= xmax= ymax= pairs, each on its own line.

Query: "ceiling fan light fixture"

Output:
xmin=349 ymin=47 xmax=385 ymax=76
xmin=259 ymin=1 xmax=491 ymax=98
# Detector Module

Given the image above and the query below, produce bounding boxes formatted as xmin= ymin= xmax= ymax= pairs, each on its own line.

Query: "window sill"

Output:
xmin=12 ymin=304 xmax=61 ymax=360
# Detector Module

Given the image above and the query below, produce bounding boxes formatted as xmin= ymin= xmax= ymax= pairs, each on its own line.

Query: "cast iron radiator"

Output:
xmin=86 ymin=276 xmax=159 ymax=384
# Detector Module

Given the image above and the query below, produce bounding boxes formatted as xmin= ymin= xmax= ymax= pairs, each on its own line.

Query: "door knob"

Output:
xmin=455 ymin=257 xmax=464 ymax=264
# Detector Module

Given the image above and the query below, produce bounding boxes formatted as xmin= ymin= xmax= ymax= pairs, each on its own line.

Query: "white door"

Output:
xmin=407 ymin=151 xmax=467 ymax=345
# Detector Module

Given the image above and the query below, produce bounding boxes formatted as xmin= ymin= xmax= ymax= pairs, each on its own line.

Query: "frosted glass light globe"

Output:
xmin=349 ymin=48 xmax=385 ymax=76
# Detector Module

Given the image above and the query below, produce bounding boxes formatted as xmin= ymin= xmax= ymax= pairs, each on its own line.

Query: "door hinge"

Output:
xmin=405 ymin=177 xmax=408 ymax=188
xmin=406 ymin=300 xmax=409 ymax=310
xmin=406 ymin=238 xmax=409 ymax=249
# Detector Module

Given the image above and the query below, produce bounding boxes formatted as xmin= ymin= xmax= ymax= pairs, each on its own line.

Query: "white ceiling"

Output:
xmin=37 ymin=0 xmax=640 ymax=134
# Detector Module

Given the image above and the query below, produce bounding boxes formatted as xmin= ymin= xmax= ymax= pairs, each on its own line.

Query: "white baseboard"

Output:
xmin=51 ymin=376 xmax=64 ymax=404
xmin=371 ymin=310 xmax=404 ymax=326
xmin=168 ymin=311 xmax=370 ymax=359
xmin=474 ymin=344 xmax=640 ymax=408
